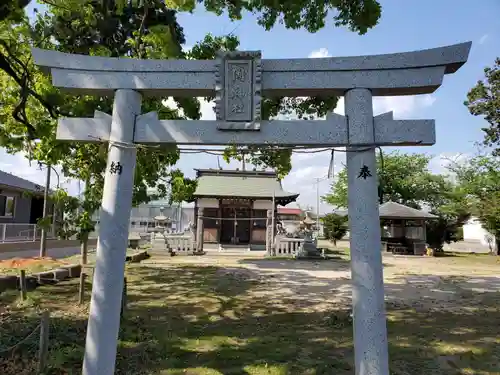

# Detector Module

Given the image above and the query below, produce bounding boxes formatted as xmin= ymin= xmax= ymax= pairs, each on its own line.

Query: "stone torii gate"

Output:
xmin=32 ymin=42 xmax=471 ymax=375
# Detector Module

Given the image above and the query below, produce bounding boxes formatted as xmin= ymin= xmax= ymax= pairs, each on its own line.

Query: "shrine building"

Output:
xmin=193 ymin=169 xmax=299 ymax=250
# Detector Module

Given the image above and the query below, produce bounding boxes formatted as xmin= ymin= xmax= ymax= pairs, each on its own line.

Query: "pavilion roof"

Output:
xmin=379 ymin=201 xmax=438 ymax=220
xmin=331 ymin=202 xmax=438 ymax=220
xmin=193 ymin=169 xmax=298 ymax=204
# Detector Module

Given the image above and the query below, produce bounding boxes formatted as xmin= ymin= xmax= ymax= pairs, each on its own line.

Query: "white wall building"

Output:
xmin=462 ymin=216 xmax=494 ymax=247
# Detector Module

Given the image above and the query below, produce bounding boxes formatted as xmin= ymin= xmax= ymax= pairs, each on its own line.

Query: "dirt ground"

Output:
xmin=141 ymin=251 xmax=500 ymax=313
xmin=2 ymin=250 xmax=499 ymax=374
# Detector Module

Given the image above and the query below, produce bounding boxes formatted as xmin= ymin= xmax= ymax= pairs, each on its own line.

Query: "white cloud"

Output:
xmin=373 ymin=95 xmax=436 ymax=116
xmin=163 ymin=97 xmax=215 ymax=120
xmin=308 ymin=48 xmax=330 ymax=58
xmin=282 ymin=150 xmax=346 ymax=214
xmin=333 ymin=95 xmax=436 ymax=117
xmin=199 ymin=98 xmax=216 ymax=120
xmin=479 ymin=34 xmax=489 ymax=45
xmin=428 ymin=152 xmax=470 ymax=175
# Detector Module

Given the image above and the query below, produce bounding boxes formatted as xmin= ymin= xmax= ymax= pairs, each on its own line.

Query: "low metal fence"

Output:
xmin=0 ymin=223 xmax=55 ymax=243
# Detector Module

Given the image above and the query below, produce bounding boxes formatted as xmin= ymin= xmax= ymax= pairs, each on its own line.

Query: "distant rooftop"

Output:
xmin=0 ymin=169 xmax=45 ymax=194
xmin=379 ymin=201 xmax=437 ymax=220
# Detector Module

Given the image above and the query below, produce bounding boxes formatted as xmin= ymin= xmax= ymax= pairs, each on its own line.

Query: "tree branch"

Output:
xmin=0 ymin=39 xmax=71 ymax=138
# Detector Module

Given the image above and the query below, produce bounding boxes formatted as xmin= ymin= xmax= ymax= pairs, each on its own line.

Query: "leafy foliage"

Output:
xmin=323 ymin=151 xmax=471 ymax=252
xmin=0 ymin=0 xmax=31 ymax=23
xmin=323 ymin=151 xmax=450 ymax=209
xmin=167 ymin=0 xmax=382 ymax=34
xmin=321 ymin=213 xmax=348 ymax=246
xmin=448 ymin=154 xmax=500 ymax=254
xmin=465 ymin=58 xmax=500 ymax=156
xmin=425 ymin=215 xmax=468 ymax=253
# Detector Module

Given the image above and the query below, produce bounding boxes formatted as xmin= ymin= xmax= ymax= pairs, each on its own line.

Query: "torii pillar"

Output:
xmin=84 ymin=90 xmax=141 ymax=375
xmin=32 ymin=42 xmax=471 ymax=375
xmin=345 ymin=88 xmax=388 ymax=374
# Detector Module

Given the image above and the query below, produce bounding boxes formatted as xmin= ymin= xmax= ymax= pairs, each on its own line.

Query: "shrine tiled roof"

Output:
xmin=379 ymin=201 xmax=437 ymax=219
xmin=193 ymin=169 xmax=298 ymax=202
xmin=334 ymin=201 xmax=437 ymax=220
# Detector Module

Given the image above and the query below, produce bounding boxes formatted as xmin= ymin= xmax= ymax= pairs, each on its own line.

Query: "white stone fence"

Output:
xmin=165 ymin=234 xmax=196 ymax=253
xmin=148 ymin=231 xmax=197 ymax=254
xmin=273 ymin=236 xmax=305 ymax=257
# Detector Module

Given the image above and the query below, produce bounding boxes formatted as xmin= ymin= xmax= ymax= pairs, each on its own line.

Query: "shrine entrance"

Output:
xmin=220 ymin=205 xmax=251 ymax=245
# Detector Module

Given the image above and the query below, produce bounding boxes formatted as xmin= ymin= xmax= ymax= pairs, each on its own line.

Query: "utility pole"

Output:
xmin=314 ymin=176 xmax=329 ymax=236
xmin=316 ymin=178 xmax=320 ymax=234
xmin=39 ymin=165 xmax=51 ymax=257
xmin=271 ymin=190 xmax=275 ymax=245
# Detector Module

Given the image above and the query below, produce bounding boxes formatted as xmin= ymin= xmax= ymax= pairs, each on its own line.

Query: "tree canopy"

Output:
xmin=323 ymin=151 xmax=471 ymax=252
xmin=322 ymin=151 xmax=451 ymax=210
xmin=321 ymin=213 xmax=348 ymax=246
xmin=448 ymin=154 xmax=500 ymax=254
xmin=465 ymin=58 xmax=500 ymax=156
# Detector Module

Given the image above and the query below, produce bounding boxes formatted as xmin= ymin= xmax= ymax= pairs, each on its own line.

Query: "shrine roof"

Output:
xmin=331 ymin=202 xmax=437 ymax=220
xmin=379 ymin=201 xmax=438 ymax=220
xmin=277 ymin=207 xmax=303 ymax=216
xmin=193 ymin=169 xmax=298 ymax=203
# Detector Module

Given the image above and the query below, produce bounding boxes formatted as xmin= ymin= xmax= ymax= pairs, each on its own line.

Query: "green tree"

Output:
xmin=323 ymin=151 xmax=470 ymax=253
xmin=449 ymin=154 xmax=500 ymax=254
xmin=323 ymin=151 xmax=449 ymax=209
xmin=465 ymin=58 xmax=500 ymax=156
xmin=321 ymin=213 xmax=348 ymax=246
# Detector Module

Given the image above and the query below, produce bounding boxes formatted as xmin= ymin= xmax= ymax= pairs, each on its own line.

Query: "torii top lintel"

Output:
xmin=32 ymin=42 xmax=471 ymax=99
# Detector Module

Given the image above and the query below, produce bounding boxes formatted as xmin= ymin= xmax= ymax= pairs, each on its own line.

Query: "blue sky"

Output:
xmin=1 ymin=0 xmax=499 ymax=212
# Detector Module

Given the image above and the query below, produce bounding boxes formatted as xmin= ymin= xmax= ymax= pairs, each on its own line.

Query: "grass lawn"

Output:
xmin=1 ymin=262 xmax=499 ymax=375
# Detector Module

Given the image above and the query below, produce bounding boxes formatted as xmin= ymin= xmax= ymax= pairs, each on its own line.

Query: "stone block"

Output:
xmin=33 ymin=271 xmax=57 ymax=284
xmin=0 ymin=274 xmax=18 ymax=293
xmin=65 ymin=264 xmax=82 ymax=278
xmin=25 ymin=276 xmax=39 ymax=291
xmin=128 ymin=250 xmax=149 ymax=263
xmin=53 ymin=268 xmax=70 ymax=280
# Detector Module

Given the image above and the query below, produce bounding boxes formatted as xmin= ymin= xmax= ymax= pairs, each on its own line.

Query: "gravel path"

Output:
xmin=143 ymin=252 xmax=500 ymax=311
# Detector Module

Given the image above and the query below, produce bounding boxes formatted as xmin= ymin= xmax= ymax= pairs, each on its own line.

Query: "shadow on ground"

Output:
xmin=1 ymin=263 xmax=499 ymax=375
xmin=238 ymin=256 xmax=352 ymax=271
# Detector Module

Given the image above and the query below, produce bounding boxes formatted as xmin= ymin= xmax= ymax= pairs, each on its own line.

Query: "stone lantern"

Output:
xmin=297 ymin=212 xmax=323 ymax=259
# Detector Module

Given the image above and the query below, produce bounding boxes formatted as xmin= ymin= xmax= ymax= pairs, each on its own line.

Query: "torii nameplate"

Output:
xmin=215 ymin=51 xmax=262 ymax=131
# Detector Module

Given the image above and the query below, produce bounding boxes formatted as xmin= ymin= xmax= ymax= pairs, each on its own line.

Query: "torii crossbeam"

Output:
xmin=33 ymin=41 xmax=471 ymax=375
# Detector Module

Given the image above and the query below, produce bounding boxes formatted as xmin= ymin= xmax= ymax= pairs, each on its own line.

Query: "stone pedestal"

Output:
xmin=296 ymin=213 xmax=323 ymax=259
xmin=195 ymin=208 xmax=204 ymax=254
xmin=296 ymin=232 xmax=323 ymax=259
